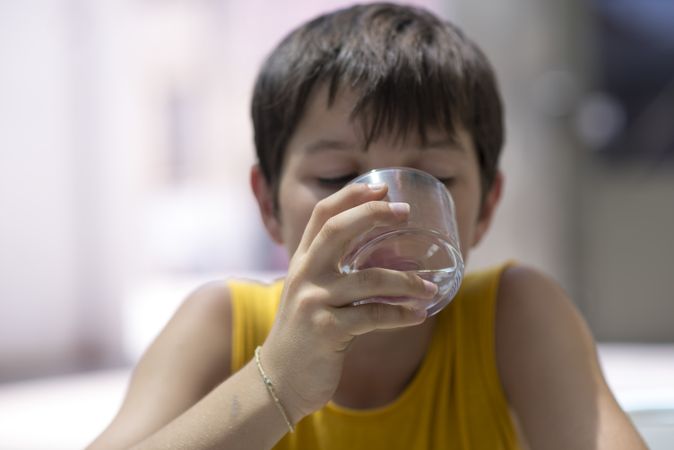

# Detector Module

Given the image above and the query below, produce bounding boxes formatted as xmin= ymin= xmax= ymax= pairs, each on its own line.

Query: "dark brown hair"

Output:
xmin=252 ymin=2 xmax=504 ymax=207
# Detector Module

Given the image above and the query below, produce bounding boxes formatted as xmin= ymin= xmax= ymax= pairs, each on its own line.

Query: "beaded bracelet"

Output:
xmin=254 ymin=346 xmax=295 ymax=433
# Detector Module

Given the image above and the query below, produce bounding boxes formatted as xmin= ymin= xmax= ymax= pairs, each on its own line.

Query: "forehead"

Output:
xmin=290 ymin=84 xmax=463 ymax=152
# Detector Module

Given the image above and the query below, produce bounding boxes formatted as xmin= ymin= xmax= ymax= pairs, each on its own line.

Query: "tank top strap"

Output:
xmin=228 ymin=278 xmax=284 ymax=373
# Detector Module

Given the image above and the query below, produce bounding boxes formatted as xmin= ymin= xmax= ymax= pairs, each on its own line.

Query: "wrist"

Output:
xmin=260 ymin=344 xmax=323 ymax=424
xmin=253 ymin=346 xmax=297 ymax=432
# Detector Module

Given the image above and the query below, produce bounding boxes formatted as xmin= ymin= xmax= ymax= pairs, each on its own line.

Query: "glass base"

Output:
xmin=340 ymin=228 xmax=464 ymax=316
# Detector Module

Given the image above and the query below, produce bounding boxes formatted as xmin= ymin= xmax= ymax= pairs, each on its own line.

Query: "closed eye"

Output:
xmin=435 ymin=177 xmax=456 ymax=187
xmin=317 ymin=174 xmax=357 ymax=188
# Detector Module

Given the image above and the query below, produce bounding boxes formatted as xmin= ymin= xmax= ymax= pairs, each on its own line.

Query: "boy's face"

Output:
xmin=253 ymin=85 xmax=502 ymax=263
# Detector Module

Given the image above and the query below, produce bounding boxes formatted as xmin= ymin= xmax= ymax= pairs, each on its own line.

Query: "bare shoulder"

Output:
xmin=494 ymin=263 xmax=599 ymax=399
xmin=494 ymin=264 xmax=646 ymax=449
xmin=88 ymin=280 xmax=234 ymax=449
xmin=495 ymin=263 xmax=595 ymax=400
xmin=135 ymin=279 xmax=235 ymax=398
xmin=170 ymin=279 xmax=234 ymax=352
xmin=495 ymin=264 xmax=588 ymax=355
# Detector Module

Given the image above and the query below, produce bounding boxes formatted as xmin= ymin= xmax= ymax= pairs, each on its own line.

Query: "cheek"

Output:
xmin=449 ymin=190 xmax=481 ymax=255
xmin=454 ymin=207 xmax=474 ymax=254
xmin=278 ymin=183 xmax=319 ymax=255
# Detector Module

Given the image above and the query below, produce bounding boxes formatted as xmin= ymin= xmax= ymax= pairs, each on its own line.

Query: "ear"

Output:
xmin=250 ymin=164 xmax=284 ymax=244
xmin=471 ymin=170 xmax=504 ymax=247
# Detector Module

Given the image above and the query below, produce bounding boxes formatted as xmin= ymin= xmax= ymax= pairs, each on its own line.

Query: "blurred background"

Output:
xmin=1 ymin=0 xmax=673 ymax=448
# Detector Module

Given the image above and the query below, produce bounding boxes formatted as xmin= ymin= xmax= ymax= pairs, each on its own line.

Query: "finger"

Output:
xmin=326 ymin=268 xmax=438 ymax=307
xmin=332 ymin=302 xmax=428 ymax=337
xmin=351 ymin=296 xmax=429 ymax=310
xmin=304 ymin=200 xmax=410 ymax=271
xmin=296 ymin=182 xmax=388 ymax=256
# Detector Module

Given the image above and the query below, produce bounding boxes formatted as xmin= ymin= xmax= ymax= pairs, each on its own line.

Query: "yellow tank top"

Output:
xmin=229 ymin=263 xmax=521 ymax=449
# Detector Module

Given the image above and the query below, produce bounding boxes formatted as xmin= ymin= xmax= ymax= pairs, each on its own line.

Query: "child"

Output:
xmin=89 ymin=3 xmax=646 ymax=449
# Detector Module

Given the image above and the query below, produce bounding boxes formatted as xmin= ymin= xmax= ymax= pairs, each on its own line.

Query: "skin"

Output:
xmin=88 ymin=85 xmax=647 ymax=449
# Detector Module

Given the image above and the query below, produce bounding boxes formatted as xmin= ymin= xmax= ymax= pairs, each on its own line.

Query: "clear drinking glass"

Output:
xmin=339 ymin=167 xmax=465 ymax=316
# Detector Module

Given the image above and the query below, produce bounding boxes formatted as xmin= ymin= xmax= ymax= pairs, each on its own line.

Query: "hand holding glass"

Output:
xmin=339 ymin=167 xmax=464 ymax=316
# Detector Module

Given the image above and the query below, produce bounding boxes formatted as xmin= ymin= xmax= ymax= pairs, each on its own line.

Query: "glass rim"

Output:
xmin=347 ymin=166 xmax=446 ymax=187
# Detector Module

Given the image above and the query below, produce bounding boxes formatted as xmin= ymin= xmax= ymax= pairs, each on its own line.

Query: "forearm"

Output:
xmin=131 ymin=360 xmax=297 ymax=450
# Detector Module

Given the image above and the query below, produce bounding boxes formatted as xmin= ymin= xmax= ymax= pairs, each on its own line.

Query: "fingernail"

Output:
xmin=367 ymin=182 xmax=386 ymax=191
xmin=422 ymin=280 xmax=438 ymax=296
xmin=389 ymin=202 xmax=410 ymax=218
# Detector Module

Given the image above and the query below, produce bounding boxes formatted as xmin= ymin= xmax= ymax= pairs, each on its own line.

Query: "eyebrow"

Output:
xmin=304 ymin=139 xmax=357 ymax=154
xmin=422 ymin=136 xmax=463 ymax=151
